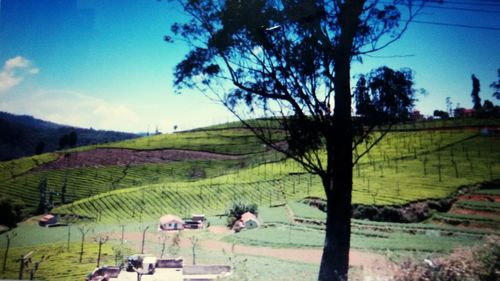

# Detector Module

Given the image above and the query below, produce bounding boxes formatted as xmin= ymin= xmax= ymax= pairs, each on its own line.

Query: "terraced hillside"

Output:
xmin=433 ymin=188 xmax=500 ymax=229
xmin=0 ymin=119 xmax=497 ymax=223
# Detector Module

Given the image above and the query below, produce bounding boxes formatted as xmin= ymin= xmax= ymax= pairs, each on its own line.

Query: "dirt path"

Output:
xmin=108 ymin=229 xmax=395 ymax=277
xmin=199 ymin=239 xmax=389 ymax=267
xmin=284 ymin=204 xmax=297 ymax=224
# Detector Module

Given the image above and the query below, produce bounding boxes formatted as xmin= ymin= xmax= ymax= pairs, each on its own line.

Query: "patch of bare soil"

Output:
xmin=450 ymin=206 xmax=499 ymax=218
xmin=36 ymin=148 xmax=242 ymax=170
xmin=458 ymin=194 xmax=500 ymax=203
xmin=208 ymin=226 xmax=233 ymax=235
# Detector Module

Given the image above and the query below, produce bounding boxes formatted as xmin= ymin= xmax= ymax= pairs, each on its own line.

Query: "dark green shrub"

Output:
xmin=0 ymin=196 xmax=25 ymax=228
xmin=377 ymin=206 xmax=401 ymax=222
xmin=352 ymin=205 xmax=379 ymax=220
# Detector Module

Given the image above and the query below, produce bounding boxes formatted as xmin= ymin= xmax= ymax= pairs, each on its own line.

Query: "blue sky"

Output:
xmin=0 ymin=0 xmax=499 ymax=133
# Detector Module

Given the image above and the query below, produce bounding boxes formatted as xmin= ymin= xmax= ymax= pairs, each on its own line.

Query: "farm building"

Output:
xmin=184 ymin=214 xmax=206 ymax=229
xmin=241 ymin=212 xmax=259 ymax=229
xmin=159 ymin=215 xmax=184 ymax=231
xmin=38 ymin=214 xmax=57 ymax=227
xmin=191 ymin=214 xmax=205 ymax=222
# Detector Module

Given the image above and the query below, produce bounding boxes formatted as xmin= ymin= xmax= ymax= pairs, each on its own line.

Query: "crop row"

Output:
xmin=0 ymin=153 xmax=58 ymax=183
xmin=0 ymin=156 xmax=274 ymax=208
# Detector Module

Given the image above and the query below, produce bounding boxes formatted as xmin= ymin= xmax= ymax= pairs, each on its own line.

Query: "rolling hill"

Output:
xmin=0 ymin=118 xmax=498 ymax=222
xmin=0 ymin=111 xmax=139 ymax=161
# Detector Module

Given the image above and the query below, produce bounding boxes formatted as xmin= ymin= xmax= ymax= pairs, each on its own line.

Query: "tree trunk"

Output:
xmin=319 ymin=174 xmax=352 ymax=280
xmin=318 ymin=88 xmax=353 ymax=280
xmin=318 ymin=57 xmax=353 ymax=280
xmin=317 ymin=2 xmax=362 ymax=280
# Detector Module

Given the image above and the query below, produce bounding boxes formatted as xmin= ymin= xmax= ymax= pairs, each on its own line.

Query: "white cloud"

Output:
xmin=0 ymin=56 xmax=39 ymax=93
xmin=5 ymin=56 xmax=31 ymax=71
xmin=0 ymin=90 xmax=145 ymax=132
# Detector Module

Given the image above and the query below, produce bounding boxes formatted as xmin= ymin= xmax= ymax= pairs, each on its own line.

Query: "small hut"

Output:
xmin=240 ymin=212 xmax=259 ymax=229
xmin=159 ymin=215 xmax=184 ymax=231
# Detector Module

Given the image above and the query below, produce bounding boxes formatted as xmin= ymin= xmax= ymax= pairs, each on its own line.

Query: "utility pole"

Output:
xmin=140 ymin=226 xmax=150 ymax=254
xmin=2 ymin=232 xmax=16 ymax=271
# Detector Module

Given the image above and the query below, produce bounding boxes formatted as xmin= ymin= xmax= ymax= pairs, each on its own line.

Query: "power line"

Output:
xmin=406 ymin=0 xmax=500 ymax=7
xmin=409 ymin=19 xmax=500 ymax=31
xmin=365 ymin=54 xmax=416 ymax=58
xmin=419 ymin=5 xmax=500 ymax=14
xmin=380 ymin=1 xmax=500 ymax=13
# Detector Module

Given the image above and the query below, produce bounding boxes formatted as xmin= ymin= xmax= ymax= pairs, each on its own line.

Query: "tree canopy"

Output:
xmin=471 ymin=74 xmax=482 ymax=111
xmin=170 ymin=0 xmax=424 ymax=174
xmin=491 ymin=68 xmax=500 ymax=100
xmin=168 ymin=1 xmax=434 ymax=280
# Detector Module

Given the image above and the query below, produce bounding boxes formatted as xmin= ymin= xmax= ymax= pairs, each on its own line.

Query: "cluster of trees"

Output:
xmin=468 ymin=72 xmax=500 ymax=117
xmin=0 ymin=112 xmax=139 ymax=160
xmin=435 ymin=70 xmax=500 ymax=119
xmin=36 ymin=176 xmax=68 ymax=215
xmin=58 ymin=131 xmax=78 ymax=149
xmin=0 ymin=196 xmax=25 ymax=228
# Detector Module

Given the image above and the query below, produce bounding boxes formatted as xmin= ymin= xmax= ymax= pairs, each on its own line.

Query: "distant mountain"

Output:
xmin=0 ymin=112 xmax=139 ymax=161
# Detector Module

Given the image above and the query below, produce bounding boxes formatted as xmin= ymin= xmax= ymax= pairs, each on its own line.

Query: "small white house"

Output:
xmin=159 ymin=215 xmax=184 ymax=231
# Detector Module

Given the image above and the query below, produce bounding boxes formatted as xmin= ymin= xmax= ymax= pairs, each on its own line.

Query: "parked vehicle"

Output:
xmin=126 ymin=254 xmax=143 ymax=272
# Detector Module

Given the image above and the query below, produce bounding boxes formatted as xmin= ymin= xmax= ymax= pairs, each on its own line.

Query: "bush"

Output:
xmin=377 ymin=206 xmax=401 ymax=222
xmin=352 ymin=205 xmax=379 ymax=220
xmin=0 ymin=196 xmax=25 ymax=228
xmin=393 ymin=236 xmax=500 ymax=281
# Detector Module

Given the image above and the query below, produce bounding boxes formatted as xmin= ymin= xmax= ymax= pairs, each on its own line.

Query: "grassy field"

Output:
xmin=0 ymin=242 xmax=119 ymax=281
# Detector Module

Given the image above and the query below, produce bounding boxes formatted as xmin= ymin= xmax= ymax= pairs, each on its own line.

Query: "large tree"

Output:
xmin=491 ymin=68 xmax=500 ymax=100
xmin=168 ymin=1 xmax=432 ymax=280
xmin=471 ymin=74 xmax=482 ymax=111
